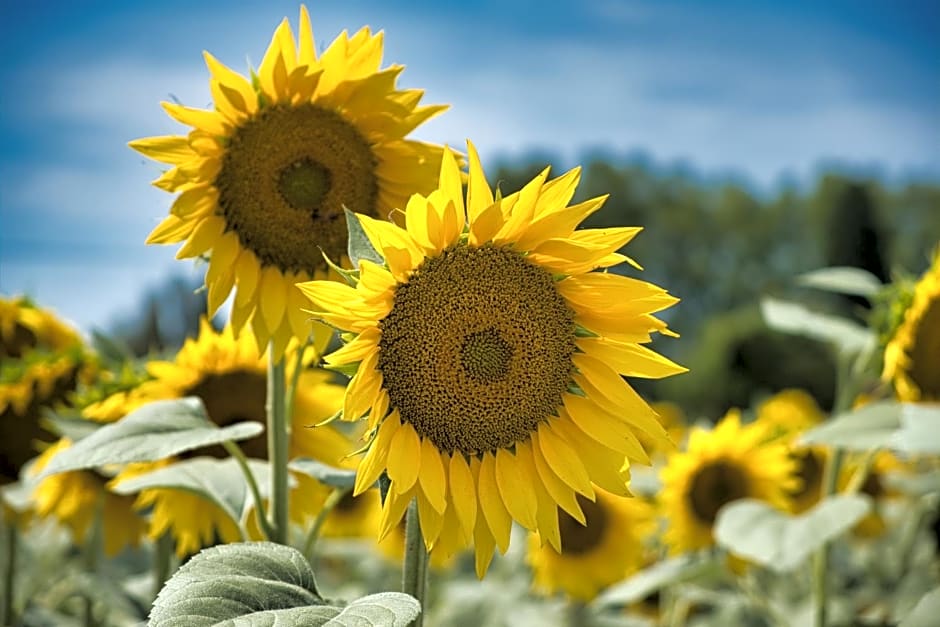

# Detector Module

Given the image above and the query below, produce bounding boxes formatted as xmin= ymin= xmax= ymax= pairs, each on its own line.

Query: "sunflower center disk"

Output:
xmin=215 ymin=104 xmax=378 ymax=275
xmin=687 ymin=460 xmax=750 ymax=525
xmin=460 ymin=328 xmax=513 ymax=382
xmin=910 ymin=299 xmax=940 ymax=399
xmin=378 ymin=244 xmax=576 ymax=456
xmin=557 ymin=494 xmax=608 ymax=554
xmin=185 ymin=369 xmax=268 ymax=459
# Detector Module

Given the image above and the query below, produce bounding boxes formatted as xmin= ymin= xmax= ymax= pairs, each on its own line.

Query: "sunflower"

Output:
xmin=755 ymin=388 xmax=825 ymax=441
xmin=321 ymin=489 xmax=383 ymax=540
xmin=883 ymin=250 xmax=940 ymax=402
xmin=31 ymin=439 xmax=148 ymax=556
xmin=107 ymin=319 xmax=351 ymax=556
xmin=298 ymin=141 xmax=684 ymax=576
xmin=637 ymin=401 xmax=687 ymax=459
xmin=839 ymin=451 xmax=906 ymax=538
xmin=659 ymin=410 xmax=797 ymax=554
xmin=1 ymin=296 xmax=92 ymax=485
xmin=130 ymin=6 xmax=448 ymax=359
xmin=527 ymin=489 xmax=652 ymax=602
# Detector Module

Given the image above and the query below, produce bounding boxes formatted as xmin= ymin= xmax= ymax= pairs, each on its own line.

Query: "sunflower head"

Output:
xmin=108 ymin=319 xmax=350 ymax=555
xmin=1 ymin=296 xmax=93 ymax=483
xmin=130 ymin=6 xmax=448 ymax=359
xmin=527 ymin=489 xmax=652 ymax=601
xmin=883 ymin=249 xmax=940 ymax=402
xmin=659 ymin=410 xmax=797 ymax=554
xmin=755 ymin=388 xmax=825 ymax=441
xmin=299 ymin=141 xmax=685 ymax=576
xmin=31 ymin=439 xmax=147 ymax=556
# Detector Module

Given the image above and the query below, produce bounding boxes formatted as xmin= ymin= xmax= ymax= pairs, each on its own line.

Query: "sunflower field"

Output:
xmin=2 ymin=5 xmax=939 ymax=627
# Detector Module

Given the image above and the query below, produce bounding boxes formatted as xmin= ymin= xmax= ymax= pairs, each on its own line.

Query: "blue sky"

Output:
xmin=1 ymin=0 xmax=937 ymax=332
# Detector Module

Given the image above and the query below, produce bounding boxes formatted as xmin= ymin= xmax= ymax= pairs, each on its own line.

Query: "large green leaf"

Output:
xmin=594 ymin=555 xmax=723 ymax=607
xmin=218 ymin=593 xmax=421 ymax=627
xmin=111 ymin=457 xmax=280 ymax=528
xmin=901 ymin=587 xmax=940 ymax=627
xmin=149 ymin=543 xmax=419 ymax=627
xmin=714 ymin=495 xmax=870 ymax=572
xmin=760 ymin=297 xmax=875 ymax=355
xmin=796 ymin=267 xmax=882 ymax=297
xmin=149 ymin=542 xmax=322 ymax=626
xmin=37 ymin=398 xmax=263 ymax=477
xmin=800 ymin=400 xmax=901 ymax=450
xmin=345 ymin=208 xmax=384 ymax=268
xmin=894 ymin=404 xmax=940 ymax=455
xmin=288 ymin=458 xmax=358 ymax=490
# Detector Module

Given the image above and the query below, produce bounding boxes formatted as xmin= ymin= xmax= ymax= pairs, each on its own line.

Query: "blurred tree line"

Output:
xmin=493 ymin=154 xmax=940 ymax=419
xmin=110 ymin=155 xmax=940 ymax=421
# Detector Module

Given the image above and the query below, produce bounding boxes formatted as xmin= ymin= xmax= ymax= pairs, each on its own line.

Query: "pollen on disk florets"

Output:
xmin=215 ymin=104 xmax=378 ymax=275
xmin=377 ymin=243 xmax=576 ymax=455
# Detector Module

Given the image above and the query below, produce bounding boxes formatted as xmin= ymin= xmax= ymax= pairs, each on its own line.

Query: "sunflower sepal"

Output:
xmin=318 ymin=249 xmax=359 ymax=286
xmin=344 ymin=207 xmax=385 ymax=269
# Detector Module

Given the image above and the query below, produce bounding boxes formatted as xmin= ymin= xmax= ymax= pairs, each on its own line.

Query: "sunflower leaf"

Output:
xmin=110 ymin=457 xmax=282 ymax=528
xmin=594 ymin=555 xmax=724 ymax=608
xmin=893 ymin=404 xmax=940 ymax=454
xmin=36 ymin=397 xmax=264 ymax=478
xmin=760 ymin=297 xmax=875 ymax=356
xmin=149 ymin=542 xmax=420 ymax=627
xmin=796 ymin=266 xmax=883 ymax=297
xmin=900 ymin=587 xmax=940 ymax=627
xmin=799 ymin=401 xmax=901 ymax=450
xmin=149 ymin=542 xmax=323 ymax=626
xmin=288 ymin=458 xmax=357 ymax=489
xmin=714 ymin=495 xmax=871 ymax=573
xmin=345 ymin=207 xmax=384 ymax=268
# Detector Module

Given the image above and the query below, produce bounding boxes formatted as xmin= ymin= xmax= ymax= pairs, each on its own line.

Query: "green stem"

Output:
xmin=152 ymin=533 xmax=174 ymax=602
xmin=285 ymin=336 xmax=311 ymax=422
xmin=267 ymin=350 xmax=289 ymax=544
xmin=813 ymin=352 xmax=854 ymax=627
xmin=303 ymin=487 xmax=350 ymax=562
xmin=223 ymin=440 xmax=275 ymax=541
xmin=2 ymin=520 xmax=15 ymax=627
xmin=402 ymin=500 xmax=428 ymax=627
xmin=567 ymin=601 xmax=590 ymax=627
xmin=83 ymin=493 xmax=104 ymax=627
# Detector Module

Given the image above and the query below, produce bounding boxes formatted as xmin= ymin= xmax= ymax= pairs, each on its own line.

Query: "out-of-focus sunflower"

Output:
xmin=321 ymin=489 xmax=383 ymax=540
xmin=756 ymin=388 xmax=825 ymax=441
xmin=299 ymin=141 xmax=684 ymax=576
xmin=883 ymin=250 xmax=940 ymax=402
xmin=659 ymin=410 xmax=797 ymax=554
xmin=527 ymin=489 xmax=652 ymax=602
xmin=840 ymin=451 xmax=906 ymax=538
xmin=108 ymin=319 xmax=350 ymax=556
xmin=786 ymin=445 xmax=828 ymax=514
xmin=32 ymin=439 xmax=148 ymax=556
xmin=1 ymin=296 xmax=93 ymax=485
xmin=130 ymin=6 xmax=448 ymax=359
xmin=638 ymin=401 xmax=687 ymax=459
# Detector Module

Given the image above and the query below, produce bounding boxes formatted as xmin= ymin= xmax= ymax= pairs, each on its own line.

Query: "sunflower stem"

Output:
xmin=83 ymin=492 xmax=105 ymax=627
xmin=402 ymin=500 xmax=428 ymax=627
xmin=1 ymin=519 xmax=15 ymax=626
xmin=285 ymin=336 xmax=312 ymax=421
xmin=813 ymin=352 xmax=853 ymax=627
xmin=223 ymin=440 xmax=276 ymax=540
xmin=152 ymin=533 xmax=174 ymax=601
xmin=303 ymin=486 xmax=350 ymax=562
xmin=267 ymin=350 xmax=290 ymax=545
xmin=567 ymin=601 xmax=590 ymax=627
